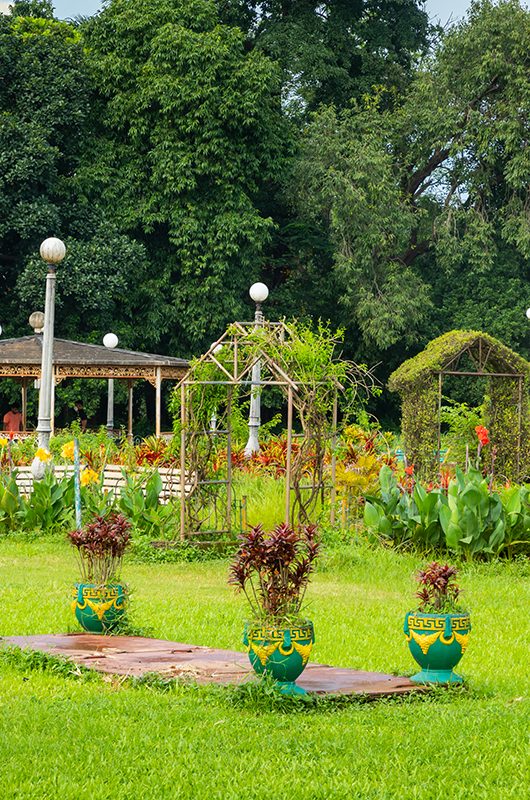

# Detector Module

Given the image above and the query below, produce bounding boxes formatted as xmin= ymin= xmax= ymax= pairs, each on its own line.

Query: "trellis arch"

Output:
xmin=172 ymin=320 xmax=371 ymax=541
xmin=388 ymin=330 xmax=530 ymax=481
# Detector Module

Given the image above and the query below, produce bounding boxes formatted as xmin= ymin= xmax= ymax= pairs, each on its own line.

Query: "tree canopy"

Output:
xmin=0 ymin=0 xmax=529 ymax=427
xmin=80 ymin=0 xmax=287 ymax=353
xmin=217 ymin=0 xmax=432 ymax=112
xmin=291 ymin=0 xmax=530 ymax=351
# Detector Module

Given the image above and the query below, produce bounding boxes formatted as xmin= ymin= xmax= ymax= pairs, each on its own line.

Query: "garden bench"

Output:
xmin=13 ymin=465 xmax=75 ymax=496
xmin=12 ymin=464 xmax=194 ymax=502
xmin=101 ymin=464 xmax=195 ymax=503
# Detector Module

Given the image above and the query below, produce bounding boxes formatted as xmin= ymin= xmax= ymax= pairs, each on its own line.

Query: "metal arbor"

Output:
xmin=175 ymin=320 xmax=342 ymax=542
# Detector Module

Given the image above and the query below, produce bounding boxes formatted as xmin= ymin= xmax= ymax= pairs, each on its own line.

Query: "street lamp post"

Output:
xmin=209 ymin=342 xmax=223 ymax=434
xmin=103 ymin=332 xmax=118 ymax=436
xmin=244 ymin=282 xmax=269 ymax=458
xmin=35 ymin=237 xmax=66 ymax=453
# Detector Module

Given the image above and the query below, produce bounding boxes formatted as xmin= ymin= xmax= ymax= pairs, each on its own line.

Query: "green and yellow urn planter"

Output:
xmin=244 ymin=622 xmax=314 ymax=696
xmin=404 ymin=612 xmax=471 ymax=684
xmin=72 ymin=583 xmax=127 ymax=633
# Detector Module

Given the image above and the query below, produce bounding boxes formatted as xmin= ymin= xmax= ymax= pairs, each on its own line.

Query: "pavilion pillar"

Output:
xmin=127 ymin=381 xmax=134 ymax=443
xmin=155 ymin=367 xmax=162 ymax=437
xmin=21 ymin=379 xmax=28 ymax=432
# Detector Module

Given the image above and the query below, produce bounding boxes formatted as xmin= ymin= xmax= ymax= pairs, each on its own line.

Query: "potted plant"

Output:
xmin=68 ymin=512 xmax=132 ymax=633
xmin=229 ymin=522 xmax=320 ymax=696
xmin=404 ymin=561 xmax=471 ymax=684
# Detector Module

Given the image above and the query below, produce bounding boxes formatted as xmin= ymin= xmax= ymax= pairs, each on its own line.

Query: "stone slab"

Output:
xmin=1 ymin=634 xmax=420 ymax=697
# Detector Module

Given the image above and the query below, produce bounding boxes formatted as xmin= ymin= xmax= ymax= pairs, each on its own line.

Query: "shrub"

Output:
xmin=68 ymin=512 xmax=132 ymax=584
xmin=414 ymin=562 xmax=462 ymax=613
xmin=228 ymin=523 xmax=320 ymax=624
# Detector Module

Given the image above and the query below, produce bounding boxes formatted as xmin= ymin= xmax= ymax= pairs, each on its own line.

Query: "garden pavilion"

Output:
xmin=0 ymin=315 xmax=188 ymax=438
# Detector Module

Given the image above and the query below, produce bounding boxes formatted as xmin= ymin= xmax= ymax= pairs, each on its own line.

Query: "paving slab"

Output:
xmin=1 ymin=634 xmax=420 ymax=697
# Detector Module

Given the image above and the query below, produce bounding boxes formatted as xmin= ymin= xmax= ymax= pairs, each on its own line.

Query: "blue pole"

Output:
xmin=74 ymin=437 xmax=82 ymax=529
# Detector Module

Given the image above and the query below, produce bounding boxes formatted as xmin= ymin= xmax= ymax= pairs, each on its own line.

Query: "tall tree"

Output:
xmin=0 ymin=7 xmax=90 ymax=328
xmin=80 ymin=0 xmax=287 ymax=354
xmin=0 ymin=3 xmax=157 ymax=350
xmin=217 ymin=0 xmax=432 ymax=112
xmin=291 ymin=0 xmax=530 ymax=353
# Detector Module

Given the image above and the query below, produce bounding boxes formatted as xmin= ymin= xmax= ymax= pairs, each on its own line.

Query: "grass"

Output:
xmin=0 ymin=537 xmax=528 ymax=799
xmin=233 ymin=473 xmax=327 ymax=531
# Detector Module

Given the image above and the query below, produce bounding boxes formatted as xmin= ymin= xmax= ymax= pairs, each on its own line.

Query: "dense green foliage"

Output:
xmin=217 ymin=0 xmax=431 ymax=112
xmin=80 ymin=0 xmax=286 ymax=352
xmin=0 ymin=0 xmax=529 ymax=426
xmin=364 ymin=465 xmax=530 ymax=558
xmin=0 ymin=539 xmax=528 ymax=798
xmin=292 ymin=0 xmax=530 ymax=352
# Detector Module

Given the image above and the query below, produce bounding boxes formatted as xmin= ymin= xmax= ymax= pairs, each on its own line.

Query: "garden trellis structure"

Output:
xmin=388 ymin=330 xmax=530 ymax=480
xmin=174 ymin=319 xmax=354 ymax=542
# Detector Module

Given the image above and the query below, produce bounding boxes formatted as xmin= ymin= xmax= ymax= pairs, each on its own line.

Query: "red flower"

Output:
xmin=475 ymin=425 xmax=490 ymax=446
xmin=404 ymin=464 xmax=414 ymax=476
xmin=440 ymin=471 xmax=451 ymax=490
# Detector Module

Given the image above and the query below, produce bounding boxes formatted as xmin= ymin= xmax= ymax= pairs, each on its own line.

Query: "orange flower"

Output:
xmin=404 ymin=464 xmax=414 ymax=476
xmin=475 ymin=425 xmax=490 ymax=446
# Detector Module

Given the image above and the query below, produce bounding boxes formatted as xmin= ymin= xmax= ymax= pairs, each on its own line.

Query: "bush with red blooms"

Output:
xmin=228 ymin=523 xmax=320 ymax=623
xmin=68 ymin=512 xmax=132 ymax=584
xmin=415 ymin=561 xmax=462 ymax=613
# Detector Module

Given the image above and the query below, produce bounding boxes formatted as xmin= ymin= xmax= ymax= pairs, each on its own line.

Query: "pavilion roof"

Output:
xmin=0 ymin=335 xmax=188 ymax=383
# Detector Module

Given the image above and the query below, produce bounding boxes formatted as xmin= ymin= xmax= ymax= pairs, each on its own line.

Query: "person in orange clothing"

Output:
xmin=3 ymin=403 xmax=22 ymax=433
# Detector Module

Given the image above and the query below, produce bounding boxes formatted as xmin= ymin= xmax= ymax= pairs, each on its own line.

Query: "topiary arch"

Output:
xmin=388 ymin=330 xmax=530 ymax=481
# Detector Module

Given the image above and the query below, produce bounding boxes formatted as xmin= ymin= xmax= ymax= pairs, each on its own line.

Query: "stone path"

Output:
xmin=1 ymin=634 xmax=420 ymax=697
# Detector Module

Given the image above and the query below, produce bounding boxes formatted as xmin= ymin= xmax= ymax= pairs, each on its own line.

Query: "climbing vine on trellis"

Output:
xmin=170 ymin=320 xmax=377 ymax=538
xmin=389 ymin=330 xmax=530 ymax=481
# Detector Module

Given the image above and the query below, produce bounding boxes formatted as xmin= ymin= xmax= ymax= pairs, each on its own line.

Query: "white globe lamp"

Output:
xmin=249 ymin=282 xmax=269 ymax=304
xmin=39 ymin=237 xmax=66 ymax=265
xmin=34 ymin=236 xmax=66 ymax=458
xmin=103 ymin=333 xmax=118 ymax=436
xmin=103 ymin=332 xmax=119 ymax=349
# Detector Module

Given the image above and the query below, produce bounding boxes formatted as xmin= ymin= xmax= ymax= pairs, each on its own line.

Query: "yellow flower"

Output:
xmin=35 ymin=448 xmax=52 ymax=462
xmin=0 ymin=438 xmax=8 ymax=447
xmin=61 ymin=441 xmax=75 ymax=460
xmin=80 ymin=468 xmax=99 ymax=487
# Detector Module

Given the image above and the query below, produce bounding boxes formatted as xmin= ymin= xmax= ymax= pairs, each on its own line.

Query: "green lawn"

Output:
xmin=0 ymin=538 xmax=528 ymax=799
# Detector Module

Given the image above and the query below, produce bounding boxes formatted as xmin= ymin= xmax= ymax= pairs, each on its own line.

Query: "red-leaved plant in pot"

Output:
xmin=229 ymin=522 xmax=320 ymax=695
xmin=68 ymin=513 xmax=132 ymax=634
xmin=404 ymin=562 xmax=471 ymax=684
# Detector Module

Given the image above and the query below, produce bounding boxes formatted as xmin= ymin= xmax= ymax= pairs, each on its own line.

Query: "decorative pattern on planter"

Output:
xmin=406 ymin=615 xmax=471 ymax=655
xmin=404 ymin=612 xmax=471 ymax=684
xmin=72 ymin=583 xmax=127 ymax=633
xmin=244 ymin=623 xmax=315 ymax=695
